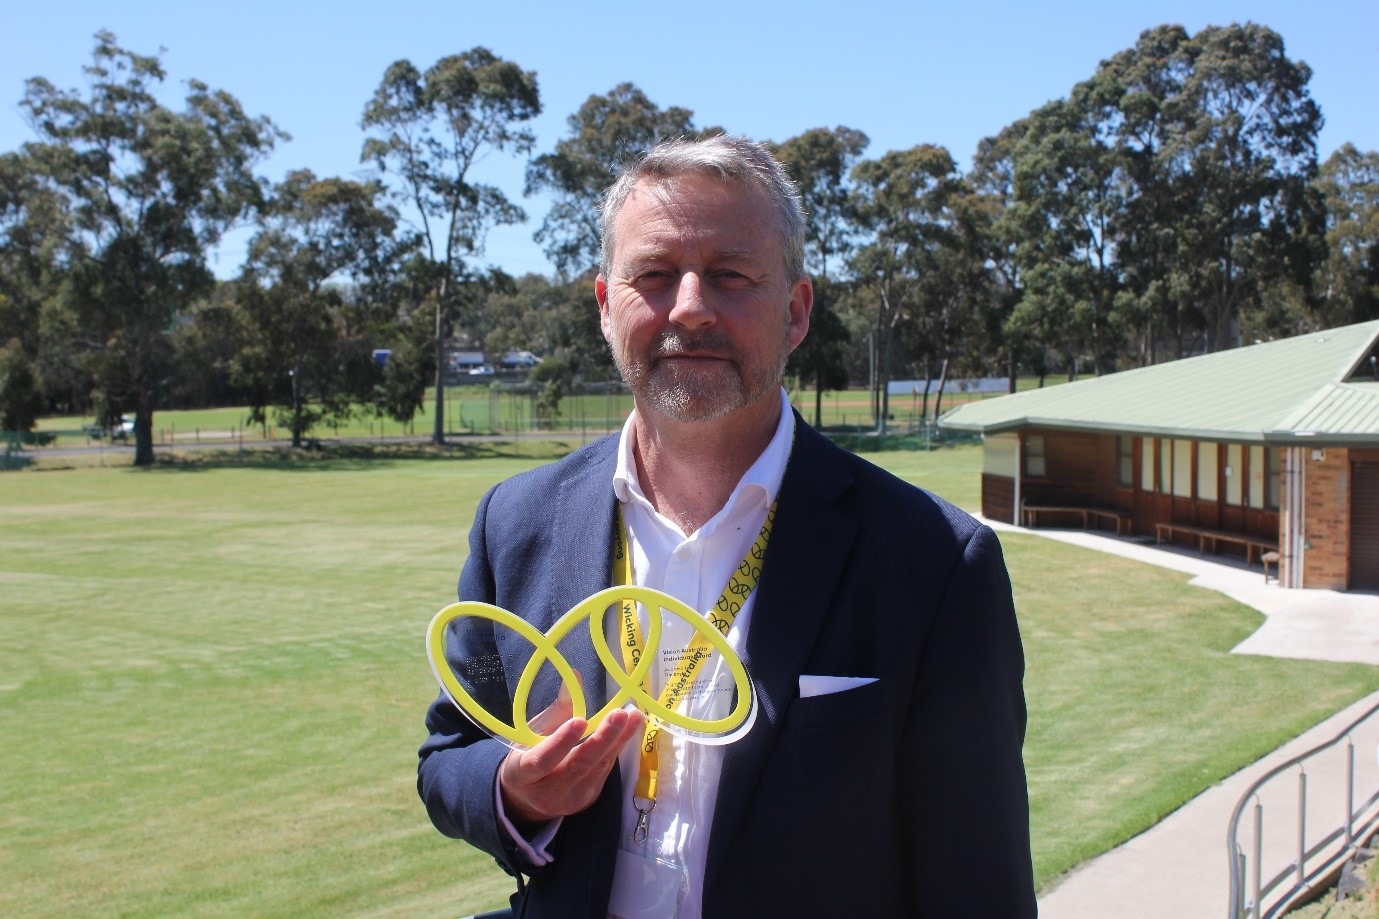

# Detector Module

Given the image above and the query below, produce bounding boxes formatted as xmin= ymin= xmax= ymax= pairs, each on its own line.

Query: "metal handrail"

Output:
xmin=1227 ymin=698 xmax=1379 ymax=918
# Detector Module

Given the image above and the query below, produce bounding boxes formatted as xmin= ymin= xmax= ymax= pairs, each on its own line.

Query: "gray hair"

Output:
xmin=598 ymin=134 xmax=807 ymax=285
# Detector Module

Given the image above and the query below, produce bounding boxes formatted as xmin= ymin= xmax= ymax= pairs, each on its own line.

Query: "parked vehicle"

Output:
xmin=86 ymin=414 xmax=135 ymax=441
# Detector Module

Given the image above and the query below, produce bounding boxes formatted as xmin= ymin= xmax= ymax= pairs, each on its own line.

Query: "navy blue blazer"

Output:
xmin=419 ymin=418 xmax=1035 ymax=917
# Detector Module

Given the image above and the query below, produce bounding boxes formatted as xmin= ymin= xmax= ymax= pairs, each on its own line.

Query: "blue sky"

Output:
xmin=3 ymin=1 xmax=1375 ymax=278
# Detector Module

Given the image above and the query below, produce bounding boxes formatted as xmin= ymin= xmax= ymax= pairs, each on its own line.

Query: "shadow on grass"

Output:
xmin=819 ymin=426 xmax=982 ymax=453
xmin=134 ymin=439 xmax=584 ymax=472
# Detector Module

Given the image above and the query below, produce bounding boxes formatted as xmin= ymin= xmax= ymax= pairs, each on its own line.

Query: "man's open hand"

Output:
xmin=499 ymin=688 xmax=646 ymax=828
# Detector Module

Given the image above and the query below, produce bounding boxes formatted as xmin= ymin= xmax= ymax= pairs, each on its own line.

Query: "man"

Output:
xmin=419 ymin=135 xmax=1035 ymax=917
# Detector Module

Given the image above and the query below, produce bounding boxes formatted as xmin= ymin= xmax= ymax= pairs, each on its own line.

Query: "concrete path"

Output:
xmin=979 ymin=521 xmax=1379 ymax=918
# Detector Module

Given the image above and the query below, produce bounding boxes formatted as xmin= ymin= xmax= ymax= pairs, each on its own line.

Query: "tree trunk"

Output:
xmin=290 ymin=368 xmax=303 ymax=449
xmin=133 ymin=399 xmax=155 ymax=467
xmin=934 ymin=357 xmax=950 ymax=422
xmin=431 ymin=293 xmax=446 ymax=445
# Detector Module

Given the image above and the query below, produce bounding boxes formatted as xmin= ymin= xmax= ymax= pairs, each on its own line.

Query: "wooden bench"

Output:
xmin=1022 ymin=503 xmax=1132 ymax=536
xmin=1154 ymin=522 xmax=1279 ymax=567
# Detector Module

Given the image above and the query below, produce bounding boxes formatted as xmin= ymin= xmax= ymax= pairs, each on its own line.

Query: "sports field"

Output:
xmin=3 ymin=441 xmax=1376 ymax=917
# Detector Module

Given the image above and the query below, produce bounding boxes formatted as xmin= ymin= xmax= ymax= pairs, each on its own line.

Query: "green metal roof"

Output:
xmin=940 ymin=320 xmax=1379 ymax=445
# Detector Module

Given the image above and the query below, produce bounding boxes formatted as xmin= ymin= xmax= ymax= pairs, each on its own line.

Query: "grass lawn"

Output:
xmin=2 ymin=442 xmax=1377 ymax=916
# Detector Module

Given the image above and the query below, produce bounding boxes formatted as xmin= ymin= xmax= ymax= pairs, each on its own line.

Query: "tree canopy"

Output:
xmin=2 ymin=24 xmax=1373 ymax=442
xmin=19 ymin=31 xmax=282 ymax=463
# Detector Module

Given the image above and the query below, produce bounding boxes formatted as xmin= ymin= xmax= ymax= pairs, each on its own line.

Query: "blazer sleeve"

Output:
xmin=416 ymin=485 xmax=526 ymax=871
xmin=900 ymin=523 xmax=1036 ymax=916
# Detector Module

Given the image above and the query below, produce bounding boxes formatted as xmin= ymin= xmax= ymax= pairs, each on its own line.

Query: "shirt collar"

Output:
xmin=613 ymin=388 xmax=795 ymax=520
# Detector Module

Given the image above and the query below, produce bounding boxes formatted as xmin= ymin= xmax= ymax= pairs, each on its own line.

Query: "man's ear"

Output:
xmin=786 ymin=276 xmax=813 ymax=353
xmin=595 ymin=274 xmax=613 ymax=342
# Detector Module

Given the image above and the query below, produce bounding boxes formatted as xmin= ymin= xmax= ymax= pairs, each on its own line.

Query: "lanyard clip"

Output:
xmin=633 ymin=797 xmax=656 ymax=844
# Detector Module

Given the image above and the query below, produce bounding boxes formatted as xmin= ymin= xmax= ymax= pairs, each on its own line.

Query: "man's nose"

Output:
xmin=668 ymin=272 xmax=715 ymax=329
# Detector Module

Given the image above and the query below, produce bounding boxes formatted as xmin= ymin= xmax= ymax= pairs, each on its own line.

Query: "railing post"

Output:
xmin=1235 ymin=849 xmax=1246 ymax=919
xmin=1253 ymin=800 xmax=1264 ymax=919
xmin=1347 ymin=737 xmax=1355 ymax=848
xmin=1297 ymin=769 xmax=1307 ymax=888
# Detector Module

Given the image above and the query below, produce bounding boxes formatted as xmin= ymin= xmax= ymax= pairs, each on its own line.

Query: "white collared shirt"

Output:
xmin=604 ymin=389 xmax=793 ymax=919
xmin=501 ymin=390 xmax=794 ymax=919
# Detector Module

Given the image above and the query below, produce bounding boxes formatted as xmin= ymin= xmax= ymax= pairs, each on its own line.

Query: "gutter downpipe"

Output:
xmin=1283 ymin=446 xmax=1306 ymax=589
xmin=1013 ymin=434 xmax=1022 ymax=526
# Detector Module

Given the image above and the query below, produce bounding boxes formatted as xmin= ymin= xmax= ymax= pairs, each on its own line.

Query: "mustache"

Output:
xmin=651 ymin=330 xmax=736 ymax=358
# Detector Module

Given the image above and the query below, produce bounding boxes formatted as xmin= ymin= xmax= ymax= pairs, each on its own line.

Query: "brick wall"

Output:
xmin=1302 ymin=447 xmax=1350 ymax=589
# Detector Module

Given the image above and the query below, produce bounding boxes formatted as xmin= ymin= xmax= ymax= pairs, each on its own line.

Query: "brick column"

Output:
xmin=1301 ymin=447 xmax=1350 ymax=589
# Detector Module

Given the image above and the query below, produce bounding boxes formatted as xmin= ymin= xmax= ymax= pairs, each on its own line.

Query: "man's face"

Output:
xmin=595 ymin=174 xmax=811 ymax=424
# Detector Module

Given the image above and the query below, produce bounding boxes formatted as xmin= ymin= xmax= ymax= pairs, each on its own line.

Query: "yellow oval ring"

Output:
xmin=426 ymin=585 xmax=752 ymax=746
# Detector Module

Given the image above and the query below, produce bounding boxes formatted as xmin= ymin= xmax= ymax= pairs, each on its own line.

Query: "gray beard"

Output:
xmin=613 ymin=328 xmax=788 ymax=423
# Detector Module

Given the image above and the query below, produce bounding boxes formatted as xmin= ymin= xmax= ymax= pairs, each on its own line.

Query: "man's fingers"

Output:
xmin=560 ymin=708 xmax=648 ymax=781
xmin=514 ymin=716 xmax=588 ymax=778
xmin=499 ymin=707 xmax=649 ymax=824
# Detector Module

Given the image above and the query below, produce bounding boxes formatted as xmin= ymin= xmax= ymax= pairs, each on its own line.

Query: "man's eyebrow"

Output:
xmin=616 ymin=244 xmax=767 ymax=272
xmin=618 ymin=250 xmax=670 ymax=272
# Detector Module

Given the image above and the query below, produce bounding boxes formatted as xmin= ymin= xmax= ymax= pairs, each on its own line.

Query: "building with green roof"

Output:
xmin=940 ymin=320 xmax=1379 ymax=591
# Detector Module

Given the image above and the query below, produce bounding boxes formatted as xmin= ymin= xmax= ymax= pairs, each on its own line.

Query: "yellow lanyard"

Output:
xmin=612 ymin=501 xmax=777 ymax=842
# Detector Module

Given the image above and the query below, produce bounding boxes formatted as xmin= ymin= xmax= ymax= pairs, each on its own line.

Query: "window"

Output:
xmin=1142 ymin=438 xmax=1157 ymax=492
xmin=1225 ymin=444 xmax=1244 ymax=505
xmin=1159 ymin=438 xmax=1172 ymax=494
xmin=1197 ymin=443 xmax=1218 ymax=501
xmin=1117 ymin=436 xmax=1134 ymax=487
xmin=1266 ymin=448 xmax=1282 ymax=509
xmin=1024 ymin=434 xmax=1046 ymax=478
xmin=983 ymin=433 xmax=1019 ymax=477
xmin=1248 ymin=446 xmax=1265 ymax=508
xmin=1172 ymin=440 xmax=1193 ymax=497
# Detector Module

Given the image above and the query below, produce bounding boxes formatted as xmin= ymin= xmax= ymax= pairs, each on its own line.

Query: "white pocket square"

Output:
xmin=798 ymin=674 xmax=878 ymax=698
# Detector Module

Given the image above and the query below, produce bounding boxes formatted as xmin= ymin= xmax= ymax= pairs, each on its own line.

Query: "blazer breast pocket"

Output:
xmin=784 ymin=673 xmax=892 ymax=731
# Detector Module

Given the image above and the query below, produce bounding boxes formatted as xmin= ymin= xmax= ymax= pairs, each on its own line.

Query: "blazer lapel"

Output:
xmin=539 ymin=440 xmax=621 ymax=714
xmin=704 ymin=422 xmax=857 ymax=884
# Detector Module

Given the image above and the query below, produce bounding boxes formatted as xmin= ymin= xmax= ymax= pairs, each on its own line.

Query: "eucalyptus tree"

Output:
xmin=1008 ymin=95 xmax=1124 ymax=377
xmin=773 ymin=126 xmax=868 ymax=424
xmin=913 ymin=181 xmax=997 ymax=420
xmin=0 ymin=339 xmax=44 ymax=434
xmin=970 ymin=119 xmax=1029 ymax=388
xmin=1166 ymin=23 xmax=1324 ymax=351
xmin=1316 ymin=144 xmax=1379 ymax=324
xmin=992 ymin=22 xmax=1324 ymax=365
xmin=362 ymin=48 xmax=540 ymax=444
xmin=527 ymin=83 xmax=703 ymax=278
xmin=19 ymin=31 xmax=282 ymax=464
xmin=1081 ymin=24 xmax=1195 ymax=362
xmin=0 ymin=152 xmax=66 ymax=355
xmin=849 ymin=144 xmax=963 ymax=434
xmin=232 ymin=170 xmax=405 ymax=447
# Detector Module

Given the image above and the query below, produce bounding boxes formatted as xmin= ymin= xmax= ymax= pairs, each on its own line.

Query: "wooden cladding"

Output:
xmin=983 ymin=473 xmax=1016 ymax=524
